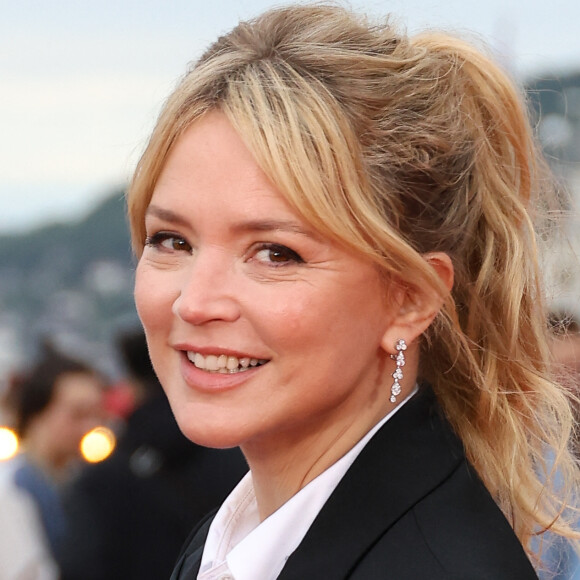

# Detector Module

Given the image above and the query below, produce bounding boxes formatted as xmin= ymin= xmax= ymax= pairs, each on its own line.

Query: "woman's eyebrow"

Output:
xmin=231 ymin=219 xmax=315 ymax=238
xmin=147 ymin=206 xmax=319 ymax=239
xmin=145 ymin=205 xmax=190 ymax=227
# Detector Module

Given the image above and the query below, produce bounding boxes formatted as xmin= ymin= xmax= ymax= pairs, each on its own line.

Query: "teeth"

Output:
xmin=205 ymin=355 xmax=219 ymax=371
xmin=186 ymin=351 xmax=268 ymax=373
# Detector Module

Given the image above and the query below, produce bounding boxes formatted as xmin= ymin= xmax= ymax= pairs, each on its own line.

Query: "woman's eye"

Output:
xmin=145 ymin=232 xmax=192 ymax=253
xmin=254 ymin=244 xmax=304 ymax=265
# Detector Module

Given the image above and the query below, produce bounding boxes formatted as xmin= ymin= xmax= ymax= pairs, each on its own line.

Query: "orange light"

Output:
xmin=0 ymin=427 xmax=19 ymax=461
xmin=80 ymin=426 xmax=116 ymax=463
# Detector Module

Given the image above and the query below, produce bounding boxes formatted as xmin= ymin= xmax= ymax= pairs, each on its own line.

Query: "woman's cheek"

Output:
xmin=134 ymin=265 xmax=170 ymax=330
xmin=134 ymin=266 xmax=149 ymax=324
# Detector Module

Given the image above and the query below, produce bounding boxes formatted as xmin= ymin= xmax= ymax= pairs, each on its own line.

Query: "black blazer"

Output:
xmin=171 ymin=387 xmax=539 ymax=579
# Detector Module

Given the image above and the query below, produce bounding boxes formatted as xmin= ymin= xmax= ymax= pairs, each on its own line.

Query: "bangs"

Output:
xmin=221 ymin=59 xmax=379 ymax=257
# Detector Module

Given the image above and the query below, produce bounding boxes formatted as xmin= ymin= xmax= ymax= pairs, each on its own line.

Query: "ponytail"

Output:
xmin=410 ymin=33 xmax=580 ymax=555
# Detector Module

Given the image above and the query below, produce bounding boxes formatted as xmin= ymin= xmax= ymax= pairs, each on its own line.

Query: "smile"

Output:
xmin=186 ymin=351 xmax=269 ymax=374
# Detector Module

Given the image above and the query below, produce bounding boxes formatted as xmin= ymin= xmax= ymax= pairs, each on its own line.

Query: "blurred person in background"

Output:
xmin=550 ymin=311 xmax=580 ymax=396
xmin=59 ymin=328 xmax=247 ymax=580
xmin=2 ymin=341 xmax=105 ymax=568
xmin=535 ymin=311 xmax=580 ymax=580
xmin=551 ymin=311 xmax=580 ymax=455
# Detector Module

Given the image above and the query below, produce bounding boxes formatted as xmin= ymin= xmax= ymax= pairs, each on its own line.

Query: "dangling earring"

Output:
xmin=390 ymin=339 xmax=407 ymax=403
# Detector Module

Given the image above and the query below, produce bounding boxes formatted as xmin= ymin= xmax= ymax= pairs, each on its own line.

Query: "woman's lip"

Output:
xmin=178 ymin=351 xmax=265 ymax=392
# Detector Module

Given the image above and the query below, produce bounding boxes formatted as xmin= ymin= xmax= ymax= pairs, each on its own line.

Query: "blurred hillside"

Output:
xmin=0 ymin=191 xmax=139 ymax=379
xmin=1 ymin=69 xmax=580 ymax=383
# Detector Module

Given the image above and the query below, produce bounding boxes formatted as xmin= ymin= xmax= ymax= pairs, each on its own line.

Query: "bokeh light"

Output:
xmin=80 ymin=426 xmax=116 ymax=463
xmin=0 ymin=427 xmax=19 ymax=461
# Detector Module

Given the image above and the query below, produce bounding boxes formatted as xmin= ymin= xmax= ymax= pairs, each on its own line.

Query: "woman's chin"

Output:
xmin=175 ymin=416 xmax=248 ymax=450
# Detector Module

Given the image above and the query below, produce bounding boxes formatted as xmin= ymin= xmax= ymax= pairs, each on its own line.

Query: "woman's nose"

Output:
xmin=171 ymin=251 xmax=241 ymax=325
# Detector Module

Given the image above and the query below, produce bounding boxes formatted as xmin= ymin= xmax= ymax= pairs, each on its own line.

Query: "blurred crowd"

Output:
xmin=0 ymin=328 xmax=247 ymax=580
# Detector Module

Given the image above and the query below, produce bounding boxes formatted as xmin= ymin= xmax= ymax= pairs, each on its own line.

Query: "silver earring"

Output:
xmin=390 ymin=339 xmax=407 ymax=403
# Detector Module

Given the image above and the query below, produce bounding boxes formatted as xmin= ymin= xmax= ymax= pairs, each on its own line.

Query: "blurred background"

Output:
xmin=1 ymin=0 xmax=580 ymax=417
xmin=1 ymin=2 xmax=580 ymax=577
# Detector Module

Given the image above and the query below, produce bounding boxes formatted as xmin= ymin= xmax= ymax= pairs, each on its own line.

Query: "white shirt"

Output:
xmin=198 ymin=389 xmax=417 ymax=580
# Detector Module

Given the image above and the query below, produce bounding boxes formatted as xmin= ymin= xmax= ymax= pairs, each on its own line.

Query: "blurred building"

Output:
xmin=527 ymin=72 xmax=580 ymax=316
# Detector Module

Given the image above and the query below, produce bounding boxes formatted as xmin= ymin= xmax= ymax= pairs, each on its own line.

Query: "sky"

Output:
xmin=2 ymin=0 xmax=580 ymax=234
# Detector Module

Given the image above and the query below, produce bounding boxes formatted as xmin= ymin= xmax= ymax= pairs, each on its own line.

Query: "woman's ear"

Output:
xmin=380 ymin=252 xmax=454 ymax=354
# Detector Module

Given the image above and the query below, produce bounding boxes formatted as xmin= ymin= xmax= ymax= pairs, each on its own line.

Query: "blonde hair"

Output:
xmin=128 ymin=3 xmax=579 ymax=561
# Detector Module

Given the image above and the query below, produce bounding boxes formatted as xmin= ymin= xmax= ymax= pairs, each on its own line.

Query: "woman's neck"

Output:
xmin=242 ymin=397 xmax=393 ymax=521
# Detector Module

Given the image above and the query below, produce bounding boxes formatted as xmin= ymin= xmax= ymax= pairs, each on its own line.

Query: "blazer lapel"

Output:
xmin=171 ymin=512 xmax=214 ymax=579
xmin=278 ymin=387 xmax=466 ymax=580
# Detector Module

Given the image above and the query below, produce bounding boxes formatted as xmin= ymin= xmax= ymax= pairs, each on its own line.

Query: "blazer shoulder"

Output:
xmin=410 ymin=459 xmax=538 ymax=579
xmin=351 ymin=460 xmax=538 ymax=579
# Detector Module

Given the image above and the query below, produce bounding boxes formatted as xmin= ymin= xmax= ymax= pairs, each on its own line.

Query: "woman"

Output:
xmin=129 ymin=4 xmax=579 ymax=578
